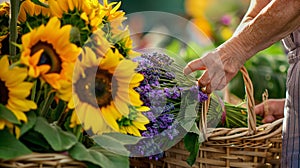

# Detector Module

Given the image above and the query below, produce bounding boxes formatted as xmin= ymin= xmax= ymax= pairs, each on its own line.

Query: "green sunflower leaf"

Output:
xmin=102 ymin=132 xmax=142 ymax=144
xmin=92 ymin=134 xmax=131 ymax=156
xmin=183 ymin=132 xmax=200 ymax=167
xmin=69 ymin=143 xmax=129 ymax=168
xmin=0 ymin=129 xmax=32 ymax=160
xmin=20 ymin=111 xmax=36 ymax=136
xmin=34 ymin=117 xmax=77 ymax=151
xmin=0 ymin=104 xmax=20 ymax=125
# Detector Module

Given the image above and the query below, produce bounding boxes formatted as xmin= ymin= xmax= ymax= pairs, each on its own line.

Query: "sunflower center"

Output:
xmin=95 ymin=69 xmax=113 ymax=107
xmin=31 ymin=41 xmax=62 ymax=73
xmin=0 ymin=80 xmax=9 ymax=105
xmin=75 ymin=67 xmax=114 ymax=108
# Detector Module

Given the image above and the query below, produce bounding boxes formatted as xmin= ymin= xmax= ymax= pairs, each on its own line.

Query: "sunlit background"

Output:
xmin=108 ymin=0 xmax=288 ymax=104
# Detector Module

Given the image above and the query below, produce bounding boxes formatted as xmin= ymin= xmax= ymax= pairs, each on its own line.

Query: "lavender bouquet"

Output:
xmin=124 ymin=51 xmax=221 ymax=165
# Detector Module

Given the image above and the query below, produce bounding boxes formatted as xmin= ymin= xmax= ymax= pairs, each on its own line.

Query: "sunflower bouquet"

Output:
xmin=0 ymin=0 xmax=155 ymax=167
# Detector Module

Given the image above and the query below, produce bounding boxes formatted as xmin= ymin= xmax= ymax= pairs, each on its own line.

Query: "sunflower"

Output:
xmin=101 ymin=0 xmax=126 ymax=36
xmin=18 ymin=0 xmax=51 ymax=34
xmin=111 ymin=29 xmax=139 ymax=59
xmin=48 ymin=0 xmax=104 ymax=46
xmin=20 ymin=17 xmax=81 ymax=90
xmin=72 ymin=46 xmax=144 ymax=134
xmin=118 ymin=106 xmax=150 ymax=136
xmin=0 ymin=56 xmax=37 ymax=130
xmin=101 ymin=0 xmax=125 ymax=23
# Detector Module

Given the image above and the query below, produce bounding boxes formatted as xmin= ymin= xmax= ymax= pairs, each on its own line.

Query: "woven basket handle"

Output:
xmin=240 ymin=66 xmax=256 ymax=134
xmin=199 ymin=66 xmax=256 ymax=138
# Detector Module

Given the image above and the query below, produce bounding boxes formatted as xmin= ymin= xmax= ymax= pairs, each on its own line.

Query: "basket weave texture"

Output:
xmin=163 ymin=66 xmax=283 ymax=168
xmin=0 ymin=153 xmax=87 ymax=168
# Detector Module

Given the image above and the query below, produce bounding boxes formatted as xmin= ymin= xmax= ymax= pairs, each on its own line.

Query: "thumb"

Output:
xmin=183 ymin=58 xmax=206 ymax=75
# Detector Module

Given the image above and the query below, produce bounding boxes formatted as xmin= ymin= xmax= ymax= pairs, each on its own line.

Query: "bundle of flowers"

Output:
xmin=115 ymin=52 xmax=210 ymax=165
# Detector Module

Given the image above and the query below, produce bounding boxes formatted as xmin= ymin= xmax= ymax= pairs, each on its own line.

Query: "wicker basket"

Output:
xmin=0 ymin=153 xmax=87 ymax=168
xmin=163 ymin=66 xmax=283 ymax=168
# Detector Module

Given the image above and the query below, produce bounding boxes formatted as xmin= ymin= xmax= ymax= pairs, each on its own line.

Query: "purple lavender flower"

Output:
xmin=189 ymin=86 xmax=208 ymax=102
xmin=130 ymin=52 xmax=203 ymax=159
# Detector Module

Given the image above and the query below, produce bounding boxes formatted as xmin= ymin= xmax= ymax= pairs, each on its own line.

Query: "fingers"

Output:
xmin=183 ymin=58 xmax=206 ymax=75
xmin=198 ymin=71 xmax=210 ymax=88
xmin=198 ymin=71 xmax=212 ymax=94
xmin=254 ymin=102 xmax=264 ymax=116
xmin=262 ymin=115 xmax=276 ymax=123
xmin=254 ymin=101 xmax=277 ymax=123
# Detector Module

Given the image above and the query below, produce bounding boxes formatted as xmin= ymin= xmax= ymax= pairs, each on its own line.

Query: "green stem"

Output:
xmin=74 ymin=125 xmax=82 ymax=140
xmin=56 ymin=109 xmax=69 ymax=127
xmin=9 ymin=0 xmax=19 ymax=58
xmin=40 ymin=92 xmax=55 ymax=117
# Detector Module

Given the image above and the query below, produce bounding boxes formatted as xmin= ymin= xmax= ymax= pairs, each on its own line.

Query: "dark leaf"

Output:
xmin=34 ymin=117 xmax=77 ymax=151
xmin=0 ymin=104 xmax=20 ymax=125
xmin=0 ymin=129 xmax=32 ymax=160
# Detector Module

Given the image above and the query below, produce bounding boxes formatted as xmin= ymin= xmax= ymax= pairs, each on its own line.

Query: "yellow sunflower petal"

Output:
xmin=125 ymin=126 xmax=141 ymax=136
xmin=132 ymin=121 xmax=147 ymax=130
xmin=100 ymin=49 xmax=122 ymax=71
xmin=38 ymin=65 xmax=51 ymax=74
xmin=15 ymin=126 xmax=21 ymax=139
xmin=130 ymin=73 xmax=144 ymax=84
xmin=136 ymin=112 xmax=150 ymax=123
xmin=0 ymin=56 xmax=9 ymax=78
xmin=110 ymin=103 xmax=123 ymax=118
xmin=67 ymin=0 xmax=74 ymax=11
xmin=29 ymin=49 xmax=43 ymax=66
xmin=42 ymin=73 xmax=61 ymax=89
xmin=70 ymin=111 xmax=81 ymax=128
xmin=28 ymin=66 xmax=40 ymax=78
xmin=8 ymin=98 xmax=37 ymax=112
xmin=8 ymin=108 xmax=28 ymax=122
xmin=9 ymin=82 xmax=33 ymax=98
xmin=114 ymin=97 xmax=129 ymax=116
xmin=72 ymin=0 xmax=79 ymax=9
xmin=48 ymin=0 xmax=63 ymax=17
xmin=136 ymin=106 xmax=150 ymax=112
xmin=0 ymin=120 xmax=5 ymax=130
xmin=57 ymin=0 xmax=68 ymax=13
xmin=101 ymin=106 xmax=119 ymax=131
xmin=80 ymin=12 xmax=89 ymax=23
xmin=68 ymin=98 xmax=75 ymax=109
xmin=130 ymin=93 xmax=143 ymax=106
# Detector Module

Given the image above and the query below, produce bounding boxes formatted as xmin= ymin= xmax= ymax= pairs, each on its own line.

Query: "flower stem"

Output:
xmin=40 ymin=91 xmax=55 ymax=117
xmin=9 ymin=0 xmax=19 ymax=58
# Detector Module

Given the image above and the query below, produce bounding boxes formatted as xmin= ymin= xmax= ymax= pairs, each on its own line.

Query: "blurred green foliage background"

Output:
xmin=111 ymin=0 xmax=288 ymax=103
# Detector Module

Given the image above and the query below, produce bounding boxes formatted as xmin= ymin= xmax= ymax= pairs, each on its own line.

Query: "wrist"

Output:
xmin=215 ymin=37 xmax=250 ymax=69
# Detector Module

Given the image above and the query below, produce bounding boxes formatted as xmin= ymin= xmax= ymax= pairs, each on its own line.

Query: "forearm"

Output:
xmin=234 ymin=0 xmax=271 ymax=35
xmin=220 ymin=0 xmax=300 ymax=61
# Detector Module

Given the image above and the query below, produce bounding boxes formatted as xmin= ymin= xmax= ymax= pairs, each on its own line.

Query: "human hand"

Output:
xmin=183 ymin=40 xmax=248 ymax=94
xmin=255 ymin=99 xmax=285 ymax=123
